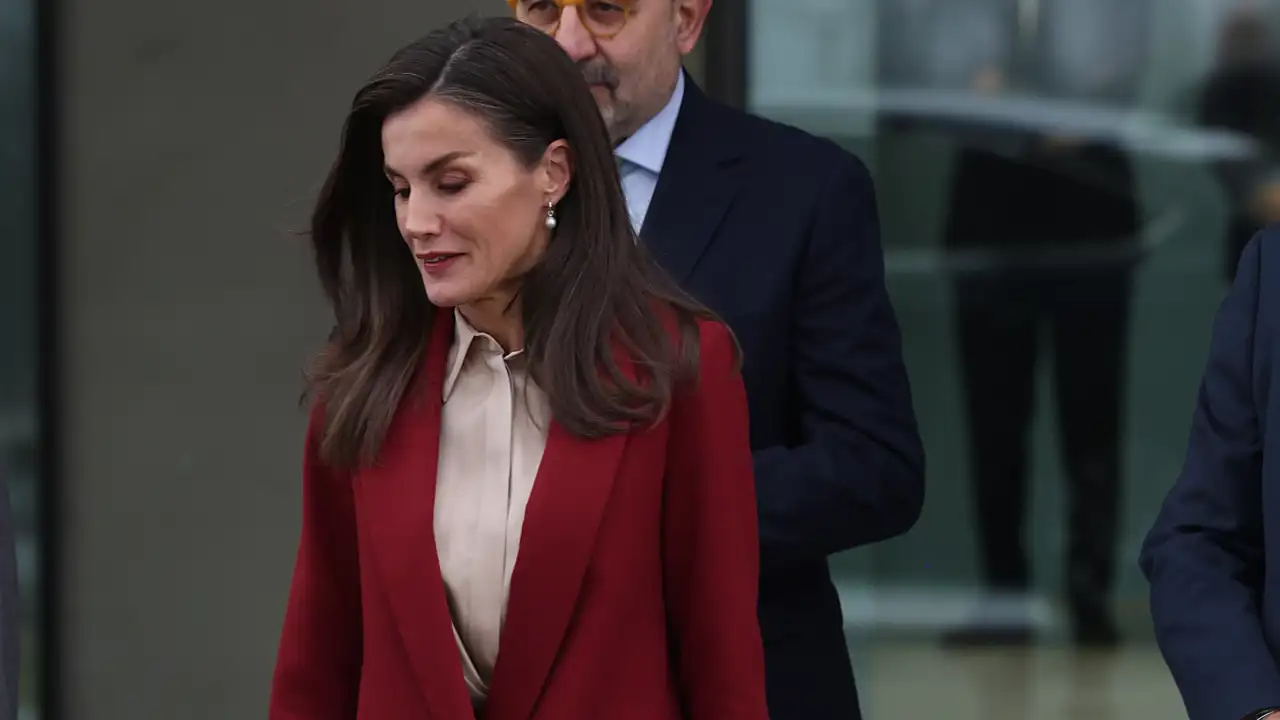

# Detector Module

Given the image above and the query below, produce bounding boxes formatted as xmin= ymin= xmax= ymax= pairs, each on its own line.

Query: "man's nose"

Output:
xmin=554 ymin=8 xmax=597 ymax=63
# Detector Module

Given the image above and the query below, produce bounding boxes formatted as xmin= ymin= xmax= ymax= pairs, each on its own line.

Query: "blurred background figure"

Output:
xmin=936 ymin=0 xmax=1146 ymax=649
xmin=1195 ymin=2 xmax=1280 ymax=278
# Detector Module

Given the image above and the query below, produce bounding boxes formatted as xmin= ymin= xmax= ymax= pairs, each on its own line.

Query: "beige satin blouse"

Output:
xmin=434 ymin=309 xmax=550 ymax=706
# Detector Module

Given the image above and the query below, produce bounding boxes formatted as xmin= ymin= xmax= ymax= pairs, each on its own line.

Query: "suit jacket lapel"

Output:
xmin=641 ymin=79 xmax=745 ymax=283
xmin=356 ymin=312 xmax=475 ymax=720
xmin=483 ymin=366 xmax=631 ymax=720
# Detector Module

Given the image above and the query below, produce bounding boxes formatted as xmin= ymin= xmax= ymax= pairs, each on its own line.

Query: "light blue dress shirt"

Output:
xmin=614 ymin=72 xmax=685 ymax=234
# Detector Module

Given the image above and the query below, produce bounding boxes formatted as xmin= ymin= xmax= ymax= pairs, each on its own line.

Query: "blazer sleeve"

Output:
xmin=269 ymin=405 xmax=362 ymax=720
xmin=754 ymin=150 xmax=925 ymax=562
xmin=662 ymin=320 xmax=770 ymax=720
xmin=1139 ymin=234 xmax=1280 ymax=720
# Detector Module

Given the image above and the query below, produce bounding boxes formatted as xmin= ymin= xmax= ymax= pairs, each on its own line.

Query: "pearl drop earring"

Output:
xmin=545 ymin=200 xmax=558 ymax=231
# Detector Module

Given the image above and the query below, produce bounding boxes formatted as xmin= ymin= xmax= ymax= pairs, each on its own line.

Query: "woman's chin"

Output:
xmin=422 ymin=283 xmax=469 ymax=309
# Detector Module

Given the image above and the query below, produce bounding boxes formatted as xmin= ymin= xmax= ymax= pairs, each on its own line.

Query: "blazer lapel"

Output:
xmin=641 ymin=78 xmax=746 ymax=283
xmin=356 ymin=312 xmax=475 ymax=720
xmin=483 ymin=373 xmax=631 ymax=720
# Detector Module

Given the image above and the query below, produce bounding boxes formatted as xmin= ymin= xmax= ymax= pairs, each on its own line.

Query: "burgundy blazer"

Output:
xmin=269 ymin=314 xmax=769 ymax=720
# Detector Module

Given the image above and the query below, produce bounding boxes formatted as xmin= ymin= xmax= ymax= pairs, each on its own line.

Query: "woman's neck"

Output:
xmin=457 ymin=297 xmax=523 ymax=354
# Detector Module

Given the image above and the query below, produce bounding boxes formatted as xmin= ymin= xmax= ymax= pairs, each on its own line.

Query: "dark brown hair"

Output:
xmin=307 ymin=16 xmax=730 ymax=470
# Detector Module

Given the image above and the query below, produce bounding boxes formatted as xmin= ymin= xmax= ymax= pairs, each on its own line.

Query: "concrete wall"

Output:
xmin=57 ymin=1 xmax=493 ymax=716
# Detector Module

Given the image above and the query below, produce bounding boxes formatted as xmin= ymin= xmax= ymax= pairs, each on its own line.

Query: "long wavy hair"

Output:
xmin=306 ymin=16 xmax=730 ymax=470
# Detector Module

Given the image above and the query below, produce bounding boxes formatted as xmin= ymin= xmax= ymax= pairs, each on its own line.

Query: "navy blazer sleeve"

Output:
xmin=1139 ymin=235 xmax=1280 ymax=720
xmin=753 ymin=151 xmax=925 ymax=561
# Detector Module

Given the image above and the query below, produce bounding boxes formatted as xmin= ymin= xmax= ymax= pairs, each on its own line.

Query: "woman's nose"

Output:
xmin=401 ymin=193 xmax=442 ymax=240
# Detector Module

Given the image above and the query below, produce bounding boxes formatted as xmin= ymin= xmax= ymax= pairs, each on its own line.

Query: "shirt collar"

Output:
xmin=614 ymin=71 xmax=685 ymax=176
xmin=442 ymin=309 xmax=523 ymax=401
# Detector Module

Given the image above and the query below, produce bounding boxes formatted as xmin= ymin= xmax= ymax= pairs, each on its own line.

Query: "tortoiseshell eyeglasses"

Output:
xmin=507 ymin=0 xmax=637 ymax=40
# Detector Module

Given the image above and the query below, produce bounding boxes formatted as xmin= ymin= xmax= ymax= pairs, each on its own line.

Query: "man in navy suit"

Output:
xmin=511 ymin=2 xmax=926 ymax=718
xmin=1141 ymin=230 xmax=1280 ymax=720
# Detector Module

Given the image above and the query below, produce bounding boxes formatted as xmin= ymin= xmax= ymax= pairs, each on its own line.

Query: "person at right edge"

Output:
xmin=1140 ymin=229 xmax=1280 ymax=720
xmin=507 ymin=2 xmax=926 ymax=719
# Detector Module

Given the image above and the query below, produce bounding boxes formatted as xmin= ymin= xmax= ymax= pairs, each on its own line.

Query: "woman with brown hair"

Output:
xmin=268 ymin=15 xmax=768 ymax=720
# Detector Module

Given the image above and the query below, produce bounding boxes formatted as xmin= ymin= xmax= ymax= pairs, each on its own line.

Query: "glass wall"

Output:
xmin=0 ymin=0 xmax=43 ymax=715
xmin=741 ymin=0 xmax=1277 ymax=716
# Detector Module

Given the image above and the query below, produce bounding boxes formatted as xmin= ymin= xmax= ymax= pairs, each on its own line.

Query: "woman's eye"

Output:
xmin=393 ymin=187 xmax=410 ymax=199
xmin=438 ymin=180 xmax=469 ymax=195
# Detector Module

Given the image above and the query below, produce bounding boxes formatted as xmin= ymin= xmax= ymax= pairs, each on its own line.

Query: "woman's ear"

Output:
xmin=539 ymin=139 xmax=573 ymax=205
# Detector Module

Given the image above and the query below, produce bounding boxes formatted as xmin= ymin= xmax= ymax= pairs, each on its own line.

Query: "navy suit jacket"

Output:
xmin=641 ymin=80 xmax=926 ymax=720
xmin=1141 ymin=228 xmax=1280 ymax=720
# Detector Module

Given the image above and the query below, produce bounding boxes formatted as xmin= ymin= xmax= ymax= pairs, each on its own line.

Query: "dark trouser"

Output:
xmin=953 ymin=269 xmax=1132 ymax=624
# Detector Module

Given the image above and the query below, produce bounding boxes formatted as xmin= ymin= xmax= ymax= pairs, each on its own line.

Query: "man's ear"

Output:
xmin=675 ymin=0 xmax=712 ymax=55
xmin=540 ymin=139 xmax=573 ymax=205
